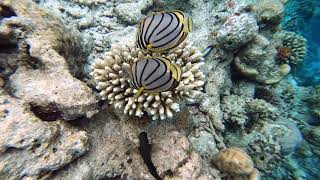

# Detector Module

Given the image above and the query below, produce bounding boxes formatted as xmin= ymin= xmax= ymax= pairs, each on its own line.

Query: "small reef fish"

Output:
xmin=138 ymin=132 xmax=162 ymax=180
xmin=130 ymin=57 xmax=182 ymax=96
xmin=200 ymin=45 xmax=214 ymax=60
xmin=136 ymin=10 xmax=192 ymax=52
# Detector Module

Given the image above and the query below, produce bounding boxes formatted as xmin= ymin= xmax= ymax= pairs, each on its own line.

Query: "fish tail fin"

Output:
xmin=170 ymin=63 xmax=181 ymax=81
xmin=183 ymin=16 xmax=193 ymax=33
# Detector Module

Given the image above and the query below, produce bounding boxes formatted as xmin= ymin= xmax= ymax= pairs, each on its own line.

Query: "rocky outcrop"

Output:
xmin=0 ymin=0 xmax=98 ymax=120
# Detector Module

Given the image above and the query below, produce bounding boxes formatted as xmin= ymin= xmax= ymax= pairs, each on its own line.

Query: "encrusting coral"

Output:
xmin=274 ymin=30 xmax=307 ymax=65
xmin=91 ymin=40 xmax=205 ymax=120
xmin=212 ymin=147 xmax=260 ymax=180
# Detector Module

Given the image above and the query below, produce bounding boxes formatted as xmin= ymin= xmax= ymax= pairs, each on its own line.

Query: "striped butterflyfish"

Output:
xmin=130 ymin=57 xmax=182 ymax=95
xmin=136 ymin=10 xmax=193 ymax=52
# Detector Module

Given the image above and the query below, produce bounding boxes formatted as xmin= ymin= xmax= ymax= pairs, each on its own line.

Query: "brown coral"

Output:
xmin=212 ymin=147 xmax=254 ymax=175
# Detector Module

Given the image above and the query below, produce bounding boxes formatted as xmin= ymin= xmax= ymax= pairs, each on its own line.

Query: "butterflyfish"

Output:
xmin=136 ymin=10 xmax=192 ymax=52
xmin=130 ymin=57 xmax=182 ymax=96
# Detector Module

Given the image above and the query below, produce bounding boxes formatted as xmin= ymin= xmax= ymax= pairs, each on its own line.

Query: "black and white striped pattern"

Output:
xmin=136 ymin=10 xmax=191 ymax=52
xmin=130 ymin=58 xmax=181 ymax=93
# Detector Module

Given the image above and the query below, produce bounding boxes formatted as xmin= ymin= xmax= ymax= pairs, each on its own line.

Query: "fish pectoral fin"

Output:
xmin=147 ymin=43 xmax=153 ymax=49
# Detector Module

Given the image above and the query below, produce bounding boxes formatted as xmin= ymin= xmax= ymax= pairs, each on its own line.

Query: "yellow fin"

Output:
xmin=183 ymin=16 xmax=193 ymax=33
xmin=158 ymin=57 xmax=171 ymax=72
xmin=147 ymin=43 xmax=153 ymax=49
xmin=133 ymin=87 xmax=145 ymax=100
xmin=170 ymin=63 xmax=182 ymax=81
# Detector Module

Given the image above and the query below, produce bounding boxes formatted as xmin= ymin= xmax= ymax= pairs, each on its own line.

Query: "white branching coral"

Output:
xmin=90 ymin=41 xmax=205 ymax=120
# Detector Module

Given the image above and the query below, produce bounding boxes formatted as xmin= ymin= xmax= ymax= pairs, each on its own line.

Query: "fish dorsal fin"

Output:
xmin=158 ymin=57 xmax=171 ymax=73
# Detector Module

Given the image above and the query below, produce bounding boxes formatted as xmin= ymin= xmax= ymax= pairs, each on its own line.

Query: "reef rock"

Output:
xmin=48 ymin=112 xmax=217 ymax=179
xmin=235 ymin=35 xmax=290 ymax=84
xmin=0 ymin=0 xmax=98 ymax=120
xmin=0 ymin=91 xmax=89 ymax=179
xmin=114 ymin=0 xmax=152 ymax=25
xmin=217 ymin=13 xmax=258 ymax=50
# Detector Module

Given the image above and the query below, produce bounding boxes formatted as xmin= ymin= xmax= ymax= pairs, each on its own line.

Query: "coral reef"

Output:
xmin=274 ymin=30 xmax=307 ymax=65
xmin=0 ymin=0 xmax=317 ymax=179
xmin=222 ymin=94 xmax=279 ymax=128
xmin=212 ymin=147 xmax=254 ymax=175
xmin=234 ymin=35 xmax=291 ymax=84
xmin=91 ymin=41 xmax=205 ymax=120
xmin=216 ymin=13 xmax=259 ymax=50
xmin=114 ymin=0 xmax=152 ymax=25
xmin=0 ymin=0 xmax=98 ymax=120
xmin=0 ymin=90 xmax=89 ymax=179
xmin=251 ymin=0 xmax=285 ymax=27
xmin=305 ymin=86 xmax=320 ymax=118
xmin=71 ymin=0 xmax=107 ymax=6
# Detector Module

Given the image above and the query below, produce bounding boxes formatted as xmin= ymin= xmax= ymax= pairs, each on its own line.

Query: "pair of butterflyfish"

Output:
xmin=129 ymin=10 xmax=191 ymax=96
xmin=130 ymin=11 xmax=213 ymax=97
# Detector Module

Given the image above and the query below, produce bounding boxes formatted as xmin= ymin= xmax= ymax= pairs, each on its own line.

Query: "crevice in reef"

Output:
xmin=25 ymin=43 xmax=46 ymax=70
xmin=0 ymin=43 xmax=18 ymax=53
xmin=0 ymin=5 xmax=17 ymax=18
xmin=30 ymin=103 xmax=64 ymax=121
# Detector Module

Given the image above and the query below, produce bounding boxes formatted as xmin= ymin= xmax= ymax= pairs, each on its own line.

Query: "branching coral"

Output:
xmin=91 ymin=41 xmax=205 ymax=120
xmin=274 ymin=30 xmax=307 ymax=65
xmin=222 ymin=94 xmax=279 ymax=128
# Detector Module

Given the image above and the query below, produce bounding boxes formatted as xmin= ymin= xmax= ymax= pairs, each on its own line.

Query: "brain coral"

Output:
xmin=91 ymin=41 xmax=205 ymax=120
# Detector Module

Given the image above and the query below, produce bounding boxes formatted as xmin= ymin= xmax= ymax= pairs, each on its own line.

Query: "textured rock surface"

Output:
xmin=0 ymin=0 xmax=98 ymax=120
xmin=0 ymin=91 xmax=89 ymax=179
xmin=217 ymin=13 xmax=258 ymax=50
xmin=48 ymin=110 xmax=218 ymax=179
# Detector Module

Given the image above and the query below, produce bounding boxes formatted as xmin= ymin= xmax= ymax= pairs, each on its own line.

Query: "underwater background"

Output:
xmin=0 ymin=0 xmax=319 ymax=179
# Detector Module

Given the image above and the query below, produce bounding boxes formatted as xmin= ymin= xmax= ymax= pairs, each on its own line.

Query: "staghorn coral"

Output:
xmin=274 ymin=30 xmax=307 ymax=65
xmin=91 ymin=41 xmax=205 ymax=120
xmin=212 ymin=147 xmax=254 ymax=175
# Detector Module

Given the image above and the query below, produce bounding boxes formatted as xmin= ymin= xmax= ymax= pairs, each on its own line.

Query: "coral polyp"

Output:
xmin=278 ymin=47 xmax=293 ymax=61
xmin=91 ymin=41 xmax=205 ymax=120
